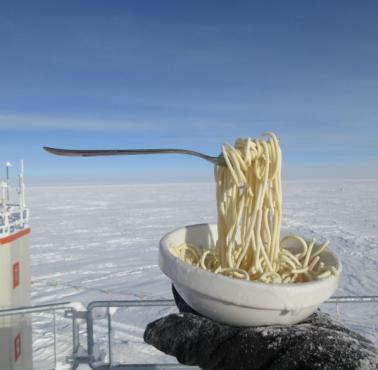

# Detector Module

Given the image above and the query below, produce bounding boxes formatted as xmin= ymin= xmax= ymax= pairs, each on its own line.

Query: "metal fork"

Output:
xmin=43 ymin=147 xmax=224 ymax=165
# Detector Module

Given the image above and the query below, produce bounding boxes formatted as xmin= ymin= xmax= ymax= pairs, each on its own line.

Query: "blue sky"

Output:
xmin=0 ymin=1 xmax=377 ymax=184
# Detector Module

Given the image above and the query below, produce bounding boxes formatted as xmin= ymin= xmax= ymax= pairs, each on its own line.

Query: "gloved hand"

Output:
xmin=144 ymin=286 xmax=378 ymax=370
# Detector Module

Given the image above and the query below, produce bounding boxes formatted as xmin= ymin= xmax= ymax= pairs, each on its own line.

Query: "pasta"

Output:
xmin=170 ymin=133 xmax=338 ymax=283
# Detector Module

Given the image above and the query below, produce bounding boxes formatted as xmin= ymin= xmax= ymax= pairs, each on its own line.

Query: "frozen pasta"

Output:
xmin=171 ymin=133 xmax=337 ymax=283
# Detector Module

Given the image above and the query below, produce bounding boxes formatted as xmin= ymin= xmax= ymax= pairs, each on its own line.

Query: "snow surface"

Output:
xmin=26 ymin=181 xmax=378 ymax=369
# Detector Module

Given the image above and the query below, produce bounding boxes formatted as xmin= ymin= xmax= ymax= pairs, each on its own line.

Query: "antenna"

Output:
xmin=5 ymin=162 xmax=12 ymax=202
xmin=0 ymin=181 xmax=6 ymax=207
xmin=19 ymin=160 xmax=26 ymax=208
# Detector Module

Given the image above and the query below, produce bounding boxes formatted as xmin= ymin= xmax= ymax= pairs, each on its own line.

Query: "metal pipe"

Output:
xmin=87 ymin=308 xmax=95 ymax=365
xmin=1 ymin=296 xmax=377 ymax=318
xmin=91 ymin=363 xmax=198 ymax=370
xmin=0 ymin=302 xmax=73 ymax=317
xmin=107 ymin=306 xmax=113 ymax=366
xmin=53 ymin=309 xmax=57 ymax=367
xmin=87 ymin=300 xmax=176 ymax=311
xmin=325 ymin=296 xmax=378 ymax=303
xmin=87 ymin=296 xmax=378 ymax=311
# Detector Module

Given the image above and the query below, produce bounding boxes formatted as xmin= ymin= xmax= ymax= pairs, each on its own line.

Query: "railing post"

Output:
xmin=107 ymin=306 xmax=112 ymax=366
xmin=87 ymin=308 xmax=94 ymax=365
xmin=53 ymin=309 xmax=57 ymax=368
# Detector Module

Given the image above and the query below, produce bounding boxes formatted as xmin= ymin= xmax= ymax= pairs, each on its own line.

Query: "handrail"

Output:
xmin=87 ymin=299 xmax=176 ymax=310
xmin=326 ymin=296 xmax=378 ymax=303
xmin=86 ymin=295 xmax=378 ymax=310
xmin=1 ymin=295 xmax=377 ymax=317
xmin=0 ymin=204 xmax=29 ymax=235
xmin=0 ymin=301 xmax=73 ymax=316
xmin=0 ymin=219 xmax=29 ymax=235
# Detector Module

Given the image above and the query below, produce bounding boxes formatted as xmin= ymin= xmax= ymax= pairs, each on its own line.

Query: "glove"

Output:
xmin=144 ymin=285 xmax=378 ymax=370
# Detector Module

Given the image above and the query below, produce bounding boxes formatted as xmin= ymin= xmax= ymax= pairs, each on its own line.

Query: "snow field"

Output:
xmin=26 ymin=181 xmax=378 ymax=367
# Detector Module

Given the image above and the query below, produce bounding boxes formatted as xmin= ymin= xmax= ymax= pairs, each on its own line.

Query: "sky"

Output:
xmin=0 ymin=1 xmax=377 ymax=185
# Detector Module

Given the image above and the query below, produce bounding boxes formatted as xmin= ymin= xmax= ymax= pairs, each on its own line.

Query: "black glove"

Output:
xmin=144 ymin=286 xmax=378 ymax=370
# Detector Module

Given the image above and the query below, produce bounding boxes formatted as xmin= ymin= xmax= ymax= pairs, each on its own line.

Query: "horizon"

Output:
xmin=4 ymin=172 xmax=378 ymax=190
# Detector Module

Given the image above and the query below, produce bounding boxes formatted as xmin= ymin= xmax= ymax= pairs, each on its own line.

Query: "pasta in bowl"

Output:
xmin=159 ymin=133 xmax=341 ymax=325
xmin=159 ymin=223 xmax=342 ymax=326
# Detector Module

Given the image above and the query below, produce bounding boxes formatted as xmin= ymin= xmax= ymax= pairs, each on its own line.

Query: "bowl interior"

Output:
xmin=165 ymin=223 xmax=340 ymax=272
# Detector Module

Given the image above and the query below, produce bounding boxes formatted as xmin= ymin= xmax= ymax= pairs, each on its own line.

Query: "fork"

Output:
xmin=43 ymin=147 xmax=225 ymax=165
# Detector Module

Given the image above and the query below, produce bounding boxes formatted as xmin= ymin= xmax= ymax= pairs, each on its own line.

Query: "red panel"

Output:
xmin=13 ymin=262 xmax=20 ymax=289
xmin=14 ymin=333 xmax=21 ymax=361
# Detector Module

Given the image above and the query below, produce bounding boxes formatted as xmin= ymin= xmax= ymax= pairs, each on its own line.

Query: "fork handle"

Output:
xmin=43 ymin=147 xmax=220 ymax=165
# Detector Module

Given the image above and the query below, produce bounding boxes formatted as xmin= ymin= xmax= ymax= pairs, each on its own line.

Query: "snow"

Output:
xmin=26 ymin=181 xmax=378 ymax=368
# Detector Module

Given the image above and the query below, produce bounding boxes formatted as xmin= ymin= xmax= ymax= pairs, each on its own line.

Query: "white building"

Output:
xmin=0 ymin=161 xmax=32 ymax=370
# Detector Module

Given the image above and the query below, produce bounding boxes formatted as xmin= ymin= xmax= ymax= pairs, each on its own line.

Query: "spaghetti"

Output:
xmin=171 ymin=133 xmax=338 ymax=283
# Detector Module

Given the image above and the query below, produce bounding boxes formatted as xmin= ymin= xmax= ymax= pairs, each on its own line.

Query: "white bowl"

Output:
xmin=159 ymin=223 xmax=342 ymax=326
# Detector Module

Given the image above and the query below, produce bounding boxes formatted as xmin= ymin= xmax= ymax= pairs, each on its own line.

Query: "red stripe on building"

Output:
xmin=0 ymin=228 xmax=31 ymax=245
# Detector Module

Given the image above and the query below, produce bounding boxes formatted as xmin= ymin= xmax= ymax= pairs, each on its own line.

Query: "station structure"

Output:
xmin=0 ymin=161 xmax=32 ymax=370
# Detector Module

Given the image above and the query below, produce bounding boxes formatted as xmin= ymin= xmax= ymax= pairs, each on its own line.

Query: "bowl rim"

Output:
xmin=160 ymin=222 xmax=342 ymax=289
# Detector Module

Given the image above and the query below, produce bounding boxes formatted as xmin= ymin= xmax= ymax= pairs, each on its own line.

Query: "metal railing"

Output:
xmin=0 ymin=302 xmax=75 ymax=370
xmin=0 ymin=206 xmax=29 ymax=236
xmin=84 ymin=296 xmax=378 ymax=370
xmin=0 ymin=295 xmax=377 ymax=370
xmin=86 ymin=300 xmax=197 ymax=370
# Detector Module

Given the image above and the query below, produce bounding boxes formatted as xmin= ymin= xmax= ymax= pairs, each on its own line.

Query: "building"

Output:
xmin=0 ymin=161 xmax=32 ymax=370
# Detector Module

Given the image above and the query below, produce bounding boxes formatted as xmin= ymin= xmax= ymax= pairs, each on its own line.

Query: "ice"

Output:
xmin=26 ymin=181 xmax=378 ymax=367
